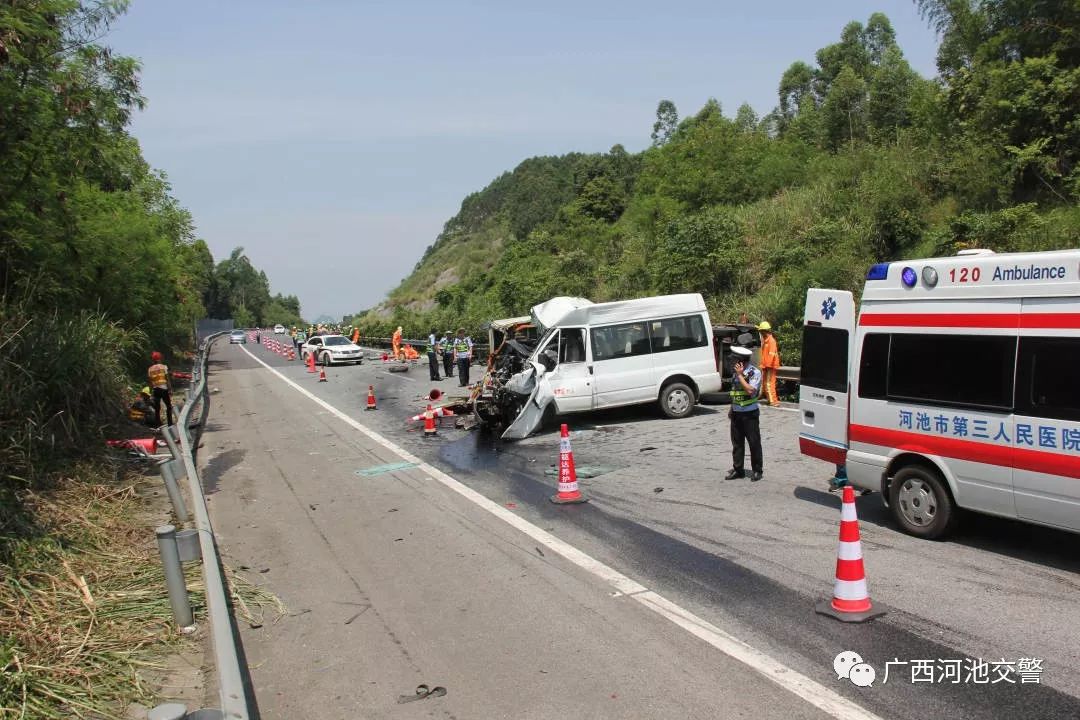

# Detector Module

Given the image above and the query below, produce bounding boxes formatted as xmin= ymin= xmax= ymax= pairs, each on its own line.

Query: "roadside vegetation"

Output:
xmin=356 ymin=1 xmax=1080 ymax=363
xmin=1 ymin=2 xmax=290 ymax=716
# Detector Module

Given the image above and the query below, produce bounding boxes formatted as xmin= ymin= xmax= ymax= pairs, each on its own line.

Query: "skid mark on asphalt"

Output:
xmin=238 ymin=345 xmax=882 ymax=720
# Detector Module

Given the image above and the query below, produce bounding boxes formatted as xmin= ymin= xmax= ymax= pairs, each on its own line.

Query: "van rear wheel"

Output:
xmin=888 ymin=465 xmax=957 ymax=539
xmin=659 ymin=382 xmax=694 ymax=419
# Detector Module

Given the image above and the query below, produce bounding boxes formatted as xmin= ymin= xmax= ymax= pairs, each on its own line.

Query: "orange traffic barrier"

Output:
xmin=366 ymin=385 xmax=377 ymax=410
xmin=550 ymin=424 xmax=587 ymax=504
xmin=423 ymin=404 xmax=437 ymax=437
xmin=815 ymin=485 xmax=885 ymax=623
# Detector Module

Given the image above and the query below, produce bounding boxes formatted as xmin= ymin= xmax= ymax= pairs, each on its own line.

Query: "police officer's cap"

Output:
xmin=731 ymin=346 xmax=752 ymax=358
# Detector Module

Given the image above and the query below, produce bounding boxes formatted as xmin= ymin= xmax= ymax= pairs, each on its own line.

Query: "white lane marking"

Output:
xmin=237 ymin=345 xmax=882 ymax=720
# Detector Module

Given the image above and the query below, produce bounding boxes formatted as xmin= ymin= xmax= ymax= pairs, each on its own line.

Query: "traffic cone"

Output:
xmin=550 ymin=424 xmax=588 ymax=504
xmin=423 ymin=404 xmax=437 ymax=437
xmin=306 ymin=352 xmax=316 ymax=373
xmin=318 ymin=367 xmax=327 ymax=382
xmin=815 ymin=486 xmax=885 ymax=623
xmin=366 ymin=385 xmax=377 ymax=410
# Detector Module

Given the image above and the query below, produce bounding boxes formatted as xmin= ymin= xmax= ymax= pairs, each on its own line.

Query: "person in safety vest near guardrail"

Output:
xmin=427 ymin=328 xmax=442 ymax=381
xmin=454 ymin=327 xmax=473 ymax=387
xmin=392 ymin=326 xmax=403 ymax=361
xmin=128 ymin=387 xmax=157 ymax=427
xmin=725 ymin=346 xmax=764 ymax=482
xmin=441 ymin=330 xmax=454 ymax=378
xmin=758 ymin=321 xmax=781 ymax=406
xmin=148 ymin=351 xmax=174 ymax=428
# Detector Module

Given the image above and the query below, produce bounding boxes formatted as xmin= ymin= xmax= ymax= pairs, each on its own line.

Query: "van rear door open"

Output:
xmin=799 ymin=289 xmax=855 ymax=464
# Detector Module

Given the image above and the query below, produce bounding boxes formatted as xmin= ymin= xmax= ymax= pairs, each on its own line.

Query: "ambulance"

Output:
xmin=799 ymin=249 xmax=1080 ymax=539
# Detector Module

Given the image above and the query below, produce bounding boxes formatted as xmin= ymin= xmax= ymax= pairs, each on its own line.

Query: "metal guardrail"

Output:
xmin=777 ymin=365 xmax=801 ymax=382
xmin=151 ymin=331 xmax=249 ymax=720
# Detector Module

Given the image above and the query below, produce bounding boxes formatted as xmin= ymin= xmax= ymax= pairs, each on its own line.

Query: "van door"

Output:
xmin=544 ymin=328 xmax=594 ymax=413
xmin=799 ymin=289 xmax=856 ymax=464
xmin=590 ymin=321 xmax=654 ymax=407
xmin=1012 ymin=301 xmax=1080 ymax=531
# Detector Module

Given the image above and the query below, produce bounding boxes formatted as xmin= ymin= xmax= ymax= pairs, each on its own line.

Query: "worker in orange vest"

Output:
xmin=391 ymin=326 xmax=403 ymax=361
xmin=147 ymin=351 xmax=174 ymax=427
xmin=758 ymin=321 xmax=781 ymax=406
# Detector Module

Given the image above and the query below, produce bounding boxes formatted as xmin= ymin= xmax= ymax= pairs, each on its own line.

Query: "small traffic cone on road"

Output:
xmin=306 ymin=352 xmax=317 ymax=374
xmin=318 ymin=366 xmax=327 ymax=382
xmin=815 ymin=485 xmax=885 ymax=623
xmin=366 ymin=385 xmax=377 ymax=410
xmin=550 ymin=424 xmax=588 ymax=505
xmin=423 ymin=405 xmax=437 ymax=437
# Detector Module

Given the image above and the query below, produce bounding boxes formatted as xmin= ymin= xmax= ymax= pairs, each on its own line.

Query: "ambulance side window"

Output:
xmin=1016 ymin=338 xmax=1080 ymax=422
xmin=888 ymin=334 xmax=1015 ymax=411
xmin=858 ymin=334 xmax=889 ymax=399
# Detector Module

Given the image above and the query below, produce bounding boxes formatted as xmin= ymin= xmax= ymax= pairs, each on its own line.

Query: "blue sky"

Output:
xmin=108 ymin=1 xmax=940 ymax=320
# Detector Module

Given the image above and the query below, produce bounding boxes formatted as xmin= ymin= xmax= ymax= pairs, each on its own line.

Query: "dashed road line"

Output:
xmin=237 ymin=344 xmax=882 ymax=720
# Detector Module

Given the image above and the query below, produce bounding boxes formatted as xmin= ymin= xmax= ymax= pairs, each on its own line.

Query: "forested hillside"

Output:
xmin=0 ymin=1 xmax=299 ymax=481
xmin=355 ymin=2 xmax=1080 ymax=362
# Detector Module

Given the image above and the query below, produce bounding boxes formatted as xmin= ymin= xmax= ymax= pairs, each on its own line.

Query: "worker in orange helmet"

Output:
xmin=147 ymin=351 xmax=174 ymax=427
xmin=757 ymin=321 xmax=781 ymax=406
xmin=391 ymin=325 xmax=403 ymax=361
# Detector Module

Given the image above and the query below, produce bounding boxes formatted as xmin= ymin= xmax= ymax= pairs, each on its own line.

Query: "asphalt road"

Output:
xmin=200 ymin=340 xmax=1080 ymax=720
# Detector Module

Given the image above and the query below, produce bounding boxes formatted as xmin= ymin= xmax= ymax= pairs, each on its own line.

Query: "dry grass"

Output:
xmin=0 ymin=464 xmax=281 ymax=719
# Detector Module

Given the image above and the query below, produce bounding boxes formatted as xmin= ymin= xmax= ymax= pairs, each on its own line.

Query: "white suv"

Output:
xmin=302 ymin=335 xmax=363 ymax=366
xmin=273 ymin=324 xmax=286 ymax=334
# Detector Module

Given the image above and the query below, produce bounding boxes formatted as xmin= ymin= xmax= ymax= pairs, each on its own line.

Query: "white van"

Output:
xmin=799 ymin=249 xmax=1080 ymax=538
xmin=501 ymin=293 xmax=723 ymax=438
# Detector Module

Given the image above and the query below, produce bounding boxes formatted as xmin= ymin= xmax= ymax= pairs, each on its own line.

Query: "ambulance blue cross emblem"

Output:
xmin=821 ymin=297 xmax=837 ymax=320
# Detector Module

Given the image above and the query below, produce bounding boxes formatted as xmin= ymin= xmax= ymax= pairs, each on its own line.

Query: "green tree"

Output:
xmin=651 ymin=100 xmax=679 ymax=145
xmin=823 ymin=65 xmax=868 ymax=148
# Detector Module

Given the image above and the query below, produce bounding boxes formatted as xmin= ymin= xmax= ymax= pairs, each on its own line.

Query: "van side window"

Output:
xmin=559 ymin=329 xmax=586 ymax=364
xmin=1016 ymin=337 xmax=1080 ymax=422
xmin=649 ymin=315 xmax=708 ymax=353
xmin=889 ymin=334 xmax=1015 ymax=411
xmin=801 ymin=325 xmax=848 ymax=393
xmin=591 ymin=322 xmax=651 ymax=360
xmin=858 ymin=334 xmax=889 ymax=399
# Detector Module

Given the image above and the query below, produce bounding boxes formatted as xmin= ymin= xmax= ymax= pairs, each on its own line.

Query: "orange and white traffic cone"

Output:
xmin=423 ymin=405 xmax=437 ymax=437
xmin=318 ymin=367 xmax=327 ymax=382
xmin=815 ymin=485 xmax=885 ymax=623
xmin=306 ymin=353 xmax=317 ymax=374
xmin=550 ymin=424 xmax=588 ymax=504
xmin=366 ymin=385 xmax=377 ymax=411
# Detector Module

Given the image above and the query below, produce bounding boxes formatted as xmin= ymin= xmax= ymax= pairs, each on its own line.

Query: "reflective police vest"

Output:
xmin=426 ymin=335 xmax=437 ymax=353
xmin=730 ymin=367 xmax=760 ymax=407
xmin=454 ymin=338 xmax=471 ymax=357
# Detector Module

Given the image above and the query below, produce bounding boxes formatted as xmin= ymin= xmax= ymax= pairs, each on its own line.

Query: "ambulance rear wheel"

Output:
xmin=889 ymin=465 xmax=957 ymax=540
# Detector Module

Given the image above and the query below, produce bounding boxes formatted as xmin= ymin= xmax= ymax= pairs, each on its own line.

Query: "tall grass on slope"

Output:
xmin=0 ymin=466 xmax=282 ymax=719
xmin=1 ymin=300 xmax=140 ymax=486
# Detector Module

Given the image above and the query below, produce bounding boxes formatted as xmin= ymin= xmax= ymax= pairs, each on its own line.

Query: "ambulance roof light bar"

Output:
xmin=956 ymin=249 xmax=995 ymax=256
xmin=866 ymin=263 xmax=889 ymax=281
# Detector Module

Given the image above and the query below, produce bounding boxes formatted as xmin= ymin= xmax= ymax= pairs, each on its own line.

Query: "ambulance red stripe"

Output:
xmin=849 ymin=425 xmax=1080 ymax=479
xmin=857 ymin=312 xmax=1080 ymax=329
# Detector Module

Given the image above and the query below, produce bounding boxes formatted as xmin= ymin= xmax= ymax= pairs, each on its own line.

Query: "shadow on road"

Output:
xmin=202 ymin=448 xmax=246 ymax=495
xmin=793 ymin=485 xmax=1080 ymax=573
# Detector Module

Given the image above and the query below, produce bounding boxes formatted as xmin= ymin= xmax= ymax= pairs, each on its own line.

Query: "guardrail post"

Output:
xmin=158 ymin=460 xmax=190 ymax=523
xmin=160 ymin=425 xmax=182 ymax=460
xmin=147 ymin=702 xmax=188 ymax=720
xmin=156 ymin=524 xmax=195 ymax=630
